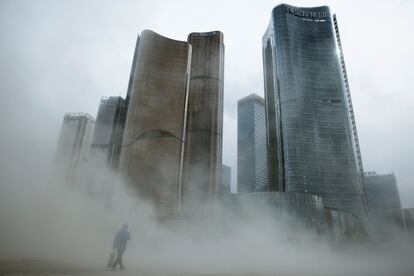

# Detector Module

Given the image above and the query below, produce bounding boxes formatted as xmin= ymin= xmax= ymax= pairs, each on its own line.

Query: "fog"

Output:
xmin=1 ymin=139 xmax=413 ymax=275
xmin=1 ymin=0 xmax=414 ymax=275
xmin=0 ymin=118 xmax=412 ymax=272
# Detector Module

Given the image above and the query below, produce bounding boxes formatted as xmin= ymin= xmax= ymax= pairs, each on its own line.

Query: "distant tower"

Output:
xmin=262 ymin=4 xmax=367 ymax=216
xmin=90 ymin=96 xmax=127 ymax=171
xmin=88 ymin=96 xmax=127 ymax=198
xmin=237 ymin=94 xmax=268 ymax=193
xmin=364 ymin=172 xmax=405 ymax=235
xmin=403 ymin=208 xmax=414 ymax=235
xmin=118 ymin=30 xmax=192 ymax=218
xmin=221 ymin=165 xmax=231 ymax=193
xmin=53 ymin=113 xmax=95 ymax=184
xmin=182 ymin=31 xmax=225 ymax=206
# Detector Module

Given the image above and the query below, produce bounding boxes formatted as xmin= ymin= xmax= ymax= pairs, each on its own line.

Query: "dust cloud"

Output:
xmin=0 ymin=137 xmax=413 ymax=276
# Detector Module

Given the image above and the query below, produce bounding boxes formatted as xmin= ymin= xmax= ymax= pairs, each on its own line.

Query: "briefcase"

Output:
xmin=106 ymin=251 xmax=116 ymax=268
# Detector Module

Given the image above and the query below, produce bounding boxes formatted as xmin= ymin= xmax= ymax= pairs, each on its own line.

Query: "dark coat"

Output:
xmin=113 ymin=228 xmax=130 ymax=252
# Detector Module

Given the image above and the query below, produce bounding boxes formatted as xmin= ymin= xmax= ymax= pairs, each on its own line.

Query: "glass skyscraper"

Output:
xmin=262 ymin=4 xmax=367 ymax=216
xmin=237 ymin=94 xmax=268 ymax=192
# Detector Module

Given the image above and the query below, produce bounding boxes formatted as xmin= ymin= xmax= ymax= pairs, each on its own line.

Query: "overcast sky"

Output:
xmin=1 ymin=0 xmax=413 ymax=207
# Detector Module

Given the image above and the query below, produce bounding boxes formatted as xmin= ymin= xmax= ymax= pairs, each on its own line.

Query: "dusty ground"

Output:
xmin=0 ymin=260 xmax=121 ymax=275
xmin=1 ymin=259 xmax=414 ymax=276
xmin=0 ymin=259 xmax=308 ymax=276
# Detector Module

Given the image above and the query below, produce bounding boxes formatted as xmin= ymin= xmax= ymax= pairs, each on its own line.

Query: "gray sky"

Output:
xmin=1 ymin=0 xmax=413 ymax=207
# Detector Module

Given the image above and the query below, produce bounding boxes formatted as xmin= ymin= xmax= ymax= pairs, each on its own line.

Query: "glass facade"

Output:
xmin=237 ymin=94 xmax=268 ymax=192
xmin=262 ymin=4 xmax=366 ymax=216
xmin=364 ymin=172 xmax=405 ymax=232
xmin=230 ymin=192 xmax=326 ymax=233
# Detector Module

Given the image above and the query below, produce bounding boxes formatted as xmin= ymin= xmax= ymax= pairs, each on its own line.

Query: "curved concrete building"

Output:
xmin=182 ymin=31 xmax=224 ymax=207
xmin=263 ymin=4 xmax=367 ymax=217
xmin=119 ymin=30 xmax=192 ymax=217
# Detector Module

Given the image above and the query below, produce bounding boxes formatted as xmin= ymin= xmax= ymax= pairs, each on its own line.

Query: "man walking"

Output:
xmin=112 ymin=223 xmax=130 ymax=270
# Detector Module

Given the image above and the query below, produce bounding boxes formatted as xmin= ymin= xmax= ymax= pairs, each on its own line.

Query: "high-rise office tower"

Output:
xmin=119 ymin=30 xmax=224 ymax=218
xmin=364 ymin=172 xmax=405 ymax=232
xmin=403 ymin=208 xmax=414 ymax=235
xmin=237 ymin=94 xmax=268 ymax=193
xmin=221 ymin=165 xmax=231 ymax=193
xmin=53 ymin=113 xmax=95 ymax=184
xmin=182 ymin=31 xmax=224 ymax=205
xmin=88 ymin=96 xmax=127 ymax=197
xmin=90 ymin=96 xmax=127 ymax=171
xmin=119 ymin=30 xmax=191 ymax=217
xmin=262 ymin=4 xmax=366 ymax=216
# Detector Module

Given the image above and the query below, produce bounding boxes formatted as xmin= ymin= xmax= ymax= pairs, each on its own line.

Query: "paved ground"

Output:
xmin=0 ymin=260 xmax=300 ymax=276
xmin=0 ymin=260 xmax=114 ymax=275
xmin=1 ymin=259 xmax=413 ymax=276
